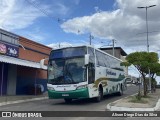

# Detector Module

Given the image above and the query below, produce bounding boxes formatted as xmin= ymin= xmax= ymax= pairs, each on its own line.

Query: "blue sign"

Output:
xmin=6 ymin=44 xmax=19 ymax=57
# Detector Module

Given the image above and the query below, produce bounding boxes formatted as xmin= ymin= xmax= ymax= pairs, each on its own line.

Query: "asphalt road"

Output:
xmin=0 ymin=85 xmax=139 ymax=111
xmin=1 ymin=85 xmax=158 ymax=120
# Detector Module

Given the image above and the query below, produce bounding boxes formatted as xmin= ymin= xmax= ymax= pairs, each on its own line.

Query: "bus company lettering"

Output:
xmin=106 ymin=69 xmax=116 ymax=76
xmin=57 ymin=85 xmax=71 ymax=88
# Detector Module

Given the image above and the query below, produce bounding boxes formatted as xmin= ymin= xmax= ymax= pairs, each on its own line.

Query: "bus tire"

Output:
xmin=118 ymin=84 xmax=123 ymax=96
xmin=95 ymin=86 xmax=103 ymax=102
xmin=64 ymin=98 xmax=72 ymax=103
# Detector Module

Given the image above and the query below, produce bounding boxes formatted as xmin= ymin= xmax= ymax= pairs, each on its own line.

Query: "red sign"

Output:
xmin=0 ymin=43 xmax=7 ymax=54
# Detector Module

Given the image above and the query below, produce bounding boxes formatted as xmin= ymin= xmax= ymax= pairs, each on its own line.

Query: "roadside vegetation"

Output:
xmin=121 ymin=52 xmax=160 ymax=101
xmin=128 ymin=92 xmax=152 ymax=103
xmin=129 ymin=95 xmax=148 ymax=103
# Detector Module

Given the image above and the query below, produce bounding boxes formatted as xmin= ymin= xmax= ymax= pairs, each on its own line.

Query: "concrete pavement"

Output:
xmin=106 ymin=88 xmax=160 ymax=111
xmin=0 ymin=93 xmax=48 ymax=106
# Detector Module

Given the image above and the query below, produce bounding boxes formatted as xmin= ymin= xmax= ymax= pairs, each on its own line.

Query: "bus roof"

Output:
xmin=51 ymin=45 xmax=123 ymax=62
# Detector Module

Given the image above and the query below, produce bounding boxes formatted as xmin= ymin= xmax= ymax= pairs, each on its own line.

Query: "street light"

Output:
xmin=137 ymin=5 xmax=156 ymax=52
xmin=137 ymin=5 xmax=156 ymax=93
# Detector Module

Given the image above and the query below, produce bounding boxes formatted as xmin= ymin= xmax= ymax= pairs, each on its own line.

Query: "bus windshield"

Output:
xmin=48 ymin=57 xmax=86 ymax=85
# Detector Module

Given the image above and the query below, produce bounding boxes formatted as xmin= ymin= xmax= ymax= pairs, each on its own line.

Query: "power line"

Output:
xmin=136 ymin=31 xmax=159 ymax=35
xmin=25 ymin=0 xmax=64 ymax=23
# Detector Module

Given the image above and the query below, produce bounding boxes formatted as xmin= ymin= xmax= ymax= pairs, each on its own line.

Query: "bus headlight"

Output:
xmin=76 ymin=85 xmax=87 ymax=90
xmin=47 ymin=86 xmax=55 ymax=91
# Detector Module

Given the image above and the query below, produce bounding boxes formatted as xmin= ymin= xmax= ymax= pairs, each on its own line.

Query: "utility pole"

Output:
xmin=137 ymin=4 xmax=156 ymax=93
xmin=112 ymin=39 xmax=115 ymax=56
xmin=137 ymin=5 xmax=156 ymax=52
xmin=89 ymin=34 xmax=94 ymax=45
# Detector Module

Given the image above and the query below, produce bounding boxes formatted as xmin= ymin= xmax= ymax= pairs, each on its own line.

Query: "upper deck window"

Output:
xmin=50 ymin=47 xmax=86 ymax=59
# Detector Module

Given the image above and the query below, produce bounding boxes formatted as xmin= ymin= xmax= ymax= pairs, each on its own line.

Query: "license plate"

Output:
xmin=62 ymin=94 xmax=69 ymax=96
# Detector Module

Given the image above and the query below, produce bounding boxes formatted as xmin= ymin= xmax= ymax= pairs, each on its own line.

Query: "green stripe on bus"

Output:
xmin=48 ymin=88 xmax=89 ymax=99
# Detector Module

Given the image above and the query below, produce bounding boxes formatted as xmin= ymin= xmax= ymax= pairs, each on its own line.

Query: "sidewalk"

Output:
xmin=0 ymin=92 xmax=48 ymax=106
xmin=106 ymin=89 xmax=160 ymax=111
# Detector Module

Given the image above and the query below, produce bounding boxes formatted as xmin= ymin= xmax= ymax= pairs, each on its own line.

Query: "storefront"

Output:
xmin=0 ymin=28 xmax=52 ymax=96
xmin=0 ymin=62 xmax=8 ymax=95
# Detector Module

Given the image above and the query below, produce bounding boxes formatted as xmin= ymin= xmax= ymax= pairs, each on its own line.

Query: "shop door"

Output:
xmin=0 ymin=63 xmax=8 ymax=96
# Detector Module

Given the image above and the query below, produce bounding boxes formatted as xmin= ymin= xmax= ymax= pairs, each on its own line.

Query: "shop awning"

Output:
xmin=0 ymin=55 xmax=47 ymax=70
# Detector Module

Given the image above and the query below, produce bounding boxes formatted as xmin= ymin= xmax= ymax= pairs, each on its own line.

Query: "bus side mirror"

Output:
xmin=85 ymin=54 xmax=90 ymax=65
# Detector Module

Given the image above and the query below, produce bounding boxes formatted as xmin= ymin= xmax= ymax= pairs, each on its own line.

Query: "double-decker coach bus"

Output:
xmin=47 ymin=46 xmax=126 ymax=103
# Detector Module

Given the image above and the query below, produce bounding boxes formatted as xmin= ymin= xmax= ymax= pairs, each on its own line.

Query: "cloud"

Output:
xmin=0 ymin=0 xmax=46 ymax=30
xmin=23 ymin=32 xmax=45 ymax=43
xmin=94 ymin=6 xmax=102 ymax=13
xmin=128 ymin=65 xmax=140 ymax=77
xmin=61 ymin=0 xmax=160 ymax=53
xmin=0 ymin=0 xmax=71 ymax=43
xmin=51 ymin=2 xmax=69 ymax=16
xmin=0 ymin=0 xmax=70 ymax=31
xmin=47 ymin=40 xmax=88 ymax=49
xmin=16 ymin=27 xmax=50 ymax=43
xmin=47 ymin=42 xmax=74 ymax=49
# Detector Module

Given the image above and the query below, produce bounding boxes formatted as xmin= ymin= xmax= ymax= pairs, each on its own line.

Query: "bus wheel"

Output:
xmin=95 ymin=87 xmax=103 ymax=102
xmin=118 ymin=85 xmax=123 ymax=96
xmin=64 ymin=98 xmax=72 ymax=103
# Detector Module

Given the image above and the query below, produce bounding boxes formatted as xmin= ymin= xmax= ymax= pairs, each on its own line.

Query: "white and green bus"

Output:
xmin=47 ymin=46 xmax=126 ymax=103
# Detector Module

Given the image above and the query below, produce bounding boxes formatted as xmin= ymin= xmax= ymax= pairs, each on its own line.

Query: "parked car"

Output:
xmin=125 ymin=78 xmax=133 ymax=84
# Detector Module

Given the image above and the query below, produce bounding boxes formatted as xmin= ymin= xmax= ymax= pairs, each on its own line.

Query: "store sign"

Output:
xmin=0 ymin=43 xmax=7 ymax=54
xmin=6 ymin=45 xmax=19 ymax=57
xmin=0 ymin=43 xmax=19 ymax=57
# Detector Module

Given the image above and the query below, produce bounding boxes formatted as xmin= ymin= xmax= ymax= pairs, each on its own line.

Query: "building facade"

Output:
xmin=0 ymin=29 xmax=52 ymax=96
xmin=99 ymin=47 xmax=127 ymax=60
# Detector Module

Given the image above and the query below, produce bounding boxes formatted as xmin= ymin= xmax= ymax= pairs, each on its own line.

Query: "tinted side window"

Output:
xmin=88 ymin=47 xmax=95 ymax=64
xmin=88 ymin=63 xmax=95 ymax=84
xmin=96 ymin=50 xmax=106 ymax=67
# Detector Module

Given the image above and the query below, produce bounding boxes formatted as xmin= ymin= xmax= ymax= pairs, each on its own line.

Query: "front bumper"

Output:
xmin=48 ymin=88 xmax=89 ymax=99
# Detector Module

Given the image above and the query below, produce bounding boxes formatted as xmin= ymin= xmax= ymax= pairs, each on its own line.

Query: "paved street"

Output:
xmin=1 ymin=85 xmax=159 ymax=120
xmin=0 ymin=85 xmax=139 ymax=111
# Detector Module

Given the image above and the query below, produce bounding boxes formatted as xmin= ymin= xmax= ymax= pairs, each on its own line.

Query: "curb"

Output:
xmin=106 ymin=95 xmax=160 ymax=111
xmin=0 ymin=97 xmax=48 ymax=107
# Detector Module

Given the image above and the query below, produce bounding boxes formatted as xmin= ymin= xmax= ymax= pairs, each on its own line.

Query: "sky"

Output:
xmin=0 ymin=0 xmax=160 ymax=80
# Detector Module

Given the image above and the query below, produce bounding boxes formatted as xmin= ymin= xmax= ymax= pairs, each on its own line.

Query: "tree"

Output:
xmin=148 ymin=63 xmax=160 ymax=80
xmin=149 ymin=63 xmax=160 ymax=91
xmin=145 ymin=53 xmax=160 ymax=91
xmin=121 ymin=52 xmax=159 ymax=97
